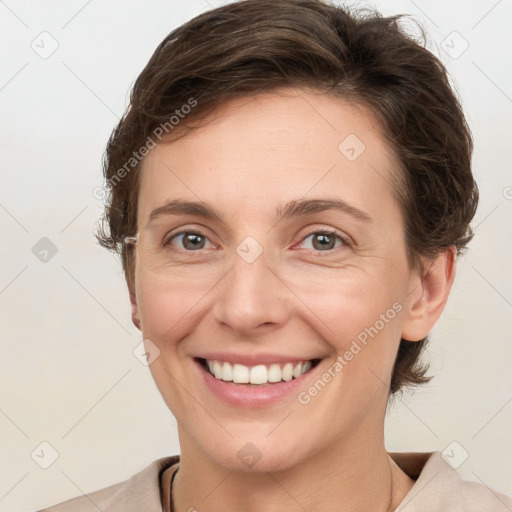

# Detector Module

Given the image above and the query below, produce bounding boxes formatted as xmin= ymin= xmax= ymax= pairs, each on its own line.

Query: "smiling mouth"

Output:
xmin=195 ymin=357 xmax=322 ymax=386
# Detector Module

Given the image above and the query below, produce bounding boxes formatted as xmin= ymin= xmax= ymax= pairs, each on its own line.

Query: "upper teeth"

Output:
xmin=206 ymin=359 xmax=313 ymax=384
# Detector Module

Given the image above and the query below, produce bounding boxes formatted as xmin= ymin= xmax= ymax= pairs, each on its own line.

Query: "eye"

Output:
xmin=162 ymin=228 xmax=349 ymax=253
xmin=165 ymin=231 xmax=214 ymax=251
xmin=297 ymin=230 xmax=349 ymax=252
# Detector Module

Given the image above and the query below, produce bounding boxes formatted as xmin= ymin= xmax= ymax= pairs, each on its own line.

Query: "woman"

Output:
xmin=39 ymin=0 xmax=512 ymax=510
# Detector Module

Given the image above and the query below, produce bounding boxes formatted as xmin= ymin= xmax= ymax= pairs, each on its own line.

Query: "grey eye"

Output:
xmin=171 ymin=232 xmax=210 ymax=250
xmin=301 ymin=231 xmax=344 ymax=251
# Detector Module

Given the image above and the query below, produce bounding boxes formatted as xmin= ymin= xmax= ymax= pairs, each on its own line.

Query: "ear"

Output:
xmin=130 ymin=289 xmax=142 ymax=331
xmin=401 ymin=246 xmax=457 ymax=342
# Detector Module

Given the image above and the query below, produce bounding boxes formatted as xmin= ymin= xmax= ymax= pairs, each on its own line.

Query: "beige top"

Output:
xmin=37 ymin=451 xmax=512 ymax=511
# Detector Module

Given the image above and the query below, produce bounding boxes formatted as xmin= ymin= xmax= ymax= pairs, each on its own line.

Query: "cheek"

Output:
xmin=292 ymin=267 xmax=407 ymax=385
xmin=295 ymin=282 xmax=406 ymax=426
xmin=135 ymin=272 xmax=204 ymax=345
xmin=134 ymin=275 xmax=204 ymax=416
xmin=295 ymin=267 xmax=405 ymax=339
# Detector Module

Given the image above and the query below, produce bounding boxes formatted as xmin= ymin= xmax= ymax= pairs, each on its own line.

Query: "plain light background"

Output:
xmin=1 ymin=0 xmax=511 ymax=510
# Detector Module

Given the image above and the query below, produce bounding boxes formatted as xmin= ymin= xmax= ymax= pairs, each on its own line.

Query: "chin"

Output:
xmin=200 ymin=433 xmax=310 ymax=473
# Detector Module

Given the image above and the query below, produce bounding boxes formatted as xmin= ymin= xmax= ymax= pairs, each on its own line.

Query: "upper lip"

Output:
xmin=194 ymin=352 xmax=322 ymax=366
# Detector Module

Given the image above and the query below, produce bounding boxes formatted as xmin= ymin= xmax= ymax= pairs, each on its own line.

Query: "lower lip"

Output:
xmin=193 ymin=358 xmax=322 ymax=408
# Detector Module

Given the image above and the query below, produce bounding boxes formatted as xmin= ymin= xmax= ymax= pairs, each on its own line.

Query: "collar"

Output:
xmin=159 ymin=451 xmax=433 ymax=512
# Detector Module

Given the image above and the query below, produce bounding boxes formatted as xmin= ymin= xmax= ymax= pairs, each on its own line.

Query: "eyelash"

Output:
xmin=163 ymin=229 xmax=351 ymax=255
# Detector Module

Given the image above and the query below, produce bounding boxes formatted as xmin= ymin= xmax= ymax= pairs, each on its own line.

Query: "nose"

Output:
xmin=212 ymin=247 xmax=291 ymax=336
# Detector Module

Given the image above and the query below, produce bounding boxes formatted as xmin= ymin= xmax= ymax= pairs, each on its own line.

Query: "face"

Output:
xmin=131 ymin=88 xmax=426 ymax=472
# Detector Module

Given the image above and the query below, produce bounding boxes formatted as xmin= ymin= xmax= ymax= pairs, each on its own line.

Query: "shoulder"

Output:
xmin=37 ymin=480 xmax=125 ymax=512
xmin=392 ymin=451 xmax=512 ymax=511
xmin=36 ymin=455 xmax=180 ymax=512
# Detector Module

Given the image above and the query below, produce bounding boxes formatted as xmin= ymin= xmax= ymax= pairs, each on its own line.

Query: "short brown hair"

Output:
xmin=96 ymin=0 xmax=478 ymax=395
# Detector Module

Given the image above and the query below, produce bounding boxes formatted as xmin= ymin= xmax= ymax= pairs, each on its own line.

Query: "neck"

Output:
xmin=171 ymin=425 xmax=415 ymax=512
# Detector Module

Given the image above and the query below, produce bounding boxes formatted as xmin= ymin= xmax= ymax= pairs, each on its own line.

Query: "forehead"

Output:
xmin=137 ymin=88 xmax=403 ymax=229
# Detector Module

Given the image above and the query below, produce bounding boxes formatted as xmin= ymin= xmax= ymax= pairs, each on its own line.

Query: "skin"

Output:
xmin=130 ymin=88 xmax=456 ymax=512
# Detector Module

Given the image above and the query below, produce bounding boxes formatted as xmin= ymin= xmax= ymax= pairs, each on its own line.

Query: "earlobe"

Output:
xmin=401 ymin=247 xmax=457 ymax=342
xmin=130 ymin=291 xmax=142 ymax=331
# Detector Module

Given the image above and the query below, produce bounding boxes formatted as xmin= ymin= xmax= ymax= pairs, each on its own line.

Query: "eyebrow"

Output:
xmin=148 ymin=198 xmax=372 ymax=225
